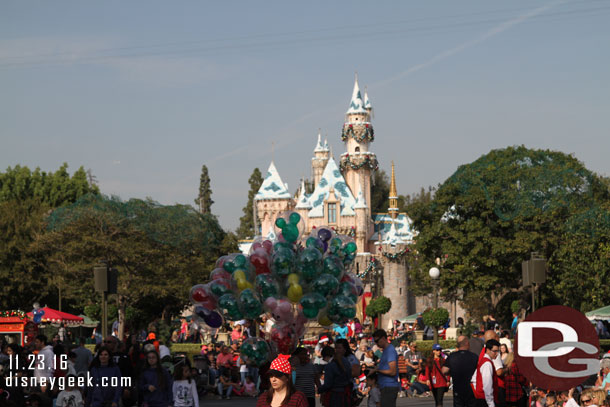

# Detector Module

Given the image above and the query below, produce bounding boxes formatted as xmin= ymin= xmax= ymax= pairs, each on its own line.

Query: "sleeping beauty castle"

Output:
xmin=250 ymin=76 xmax=462 ymax=329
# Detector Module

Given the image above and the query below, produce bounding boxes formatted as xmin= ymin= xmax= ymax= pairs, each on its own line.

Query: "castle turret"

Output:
xmin=379 ymin=222 xmax=408 ymax=329
xmin=295 ymin=178 xmax=311 ymax=230
xmin=312 ymin=130 xmax=330 ymax=188
xmin=389 ymin=161 xmax=399 ymax=220
xmin=340 ymin=75 xmax=378 ymax=218
xmin=255 ymin=161 xmax=294 ymax=238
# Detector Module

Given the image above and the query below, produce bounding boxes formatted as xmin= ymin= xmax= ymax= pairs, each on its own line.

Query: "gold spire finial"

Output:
xmin=389 ymin=161 xmax=398 ymax=219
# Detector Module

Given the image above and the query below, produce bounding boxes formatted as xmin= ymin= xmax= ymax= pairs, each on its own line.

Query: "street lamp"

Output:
xmin=429 ymin=267 xmax=440 ymax=343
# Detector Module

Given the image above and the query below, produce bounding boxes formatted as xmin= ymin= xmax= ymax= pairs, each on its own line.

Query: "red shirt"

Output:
xmin=425 ymin=358 xmax=449 ymax=388
xmin=256 ymin=390 xmax=308 ymax=407
xmin=217 ymin=352 xmax=233 ymax=368
xmin=504 ymin=362 xmax=528 ymax=402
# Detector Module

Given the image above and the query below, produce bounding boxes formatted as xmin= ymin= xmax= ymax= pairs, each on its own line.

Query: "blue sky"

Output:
xmin=1 ymin=1 xmax=609 ymax=230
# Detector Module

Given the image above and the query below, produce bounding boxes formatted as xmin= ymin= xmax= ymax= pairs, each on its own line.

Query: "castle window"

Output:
xmin=355 ymin=146 xmax=360 ymax=152
xmin=328 ymin=203 xmax=337 ymax=224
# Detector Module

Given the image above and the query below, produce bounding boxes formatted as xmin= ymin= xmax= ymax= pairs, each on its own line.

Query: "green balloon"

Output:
xmin=311 ymin=274 xmax=339 ymax=297
xmin=255 ymin=274 xmax=279 ymax=300
xmin=218 ymin=294 xmax=243 ymax=320
xmin=299 ymin=293 xmax=327 ymax=319
xmin=344 ymin=242 xmax=357 ymax=254
xmin=275 ymin=218 xmax=286 ymax=228
xmin=272 ymin=246 xmax=295 ymax=278
xmin=283 ymin=224 xmax=299 ymax=243
xmin=338 ymin=282 xmax=358 ymax=303
xmin=289 ymin=212 xmax=301 ymax=225
xmin=210 ymin=281 xmax=231 ymax=298
xmin=223 ymin=261 xmax=236 ymax=273
xmin=273 ymin=241 xmax=293 ymax=252
xmin=234 ymin=254 xmax=247 ymax=267
xmin=298 ymin=248 xmax=322 ymax=282
xmin=239 ymin=289 xmax=262 ymax=319
xmin=323 ymin=255 xmax=344 ymax=279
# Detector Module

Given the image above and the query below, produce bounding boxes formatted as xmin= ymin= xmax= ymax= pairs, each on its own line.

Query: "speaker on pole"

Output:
xmin=94 ymin=265 xmax=108 ymax=292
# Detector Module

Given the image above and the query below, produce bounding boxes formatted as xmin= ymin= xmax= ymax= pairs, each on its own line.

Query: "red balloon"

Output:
xmin=250 ymin=250 xmax=270 ymax=275
xmin=190 ymin=285 xmax=217 ymax=309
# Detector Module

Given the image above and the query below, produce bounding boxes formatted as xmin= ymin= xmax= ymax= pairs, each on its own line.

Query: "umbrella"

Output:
xmin=27 ymin=307 xmax=84 ymax=326
xmin=586 ymin=305 xmax=610 ymax=321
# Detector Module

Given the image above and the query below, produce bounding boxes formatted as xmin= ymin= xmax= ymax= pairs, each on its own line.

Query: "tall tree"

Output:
xmin=370 ymin=170 xmax=389 ymax=214
xmin=195 ymin=165 xmax=214 ymax=214
xmin=237 ymin=168 xmax=263 ymax=239
xmin=409 ymin=146 xmax=610 ymax=315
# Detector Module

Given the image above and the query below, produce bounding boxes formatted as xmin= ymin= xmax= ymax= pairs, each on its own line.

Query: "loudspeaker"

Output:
xmin=94 ymin=266 xmax=108 ymax=292
xmin=530 ymin=258 xmax=547 ymax=284
xmin=522 ymin=261 xmax=530 ymax=287
xmin=107 ymin=268 xmax=118 ymax=294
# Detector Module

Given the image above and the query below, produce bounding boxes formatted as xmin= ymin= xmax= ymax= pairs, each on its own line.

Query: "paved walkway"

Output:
xmin=200 ymin=392 xmax=454 ymax=407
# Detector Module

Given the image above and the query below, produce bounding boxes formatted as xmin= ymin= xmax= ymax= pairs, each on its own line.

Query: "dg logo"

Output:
xmin=515 ymin=305 xmax=600 ymax=390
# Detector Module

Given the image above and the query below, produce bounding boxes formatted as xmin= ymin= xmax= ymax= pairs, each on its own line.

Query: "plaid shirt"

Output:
xmin=257 ymin=390 xmax=309 ymax=407
xmin=504 ymin=362 xmax=528 ymax=402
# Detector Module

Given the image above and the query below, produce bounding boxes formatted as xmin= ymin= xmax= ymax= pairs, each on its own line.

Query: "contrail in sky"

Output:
xmin=209 ymin=0 xmax=566 ymax=164
xmin=374 ymin=0 xmax=567 ymax=88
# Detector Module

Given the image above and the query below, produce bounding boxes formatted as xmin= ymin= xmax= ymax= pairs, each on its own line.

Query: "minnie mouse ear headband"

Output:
xmin=269 ymin=354 xmax=292 ymax=376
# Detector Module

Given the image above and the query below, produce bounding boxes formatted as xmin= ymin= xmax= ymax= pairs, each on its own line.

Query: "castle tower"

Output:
xmin=312 ymin=131 xmax=330 ymax=188
xmin=255 ymin=161 xmax=294 ymax=238
xmin=354 ymin=186 xmax=368 ymax=251
xmin=388 ymin=161 xmax=399 ymax=220
xmin=339 ymin=75 xmax=378 ymax=225
xmin=379 ymin=223 xmax=409 ymax=329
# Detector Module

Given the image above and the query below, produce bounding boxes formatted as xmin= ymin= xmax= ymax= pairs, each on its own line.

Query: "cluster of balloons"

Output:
xmin=189 ymin=211 xmax=364 ymax=358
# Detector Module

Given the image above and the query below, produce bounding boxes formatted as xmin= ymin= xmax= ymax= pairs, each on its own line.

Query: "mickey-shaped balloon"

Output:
xmin=239 ymin=289 xmax=263 ymax=319
xmin=298 ymin=247 xmax=323 ymax=282
xmin=264 ymin=297 xmax=295 ymax=327
xmin=275 ymin=212 xmax=301 ymax=243
xmin=240 ymin=337 xmax=271 ymax=365
xmin=218 ymin=293 xmax=243 ymax=321
xmin=311 ymin=274 xmax=339 ymax=297
xmin=255 ymin=273 xmax=280 ymax=301
xmin=272 ymin=244 xmax=295 ymax=279
xmin=299 ymin=293 xmax=327 ymax=319
xmin=190 ymin=284 xmax=217 ymax=310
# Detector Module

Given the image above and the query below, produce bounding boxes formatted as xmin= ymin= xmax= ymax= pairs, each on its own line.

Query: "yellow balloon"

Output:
xmin=237 ymin=279 xmax=253 ymax=291
xmin=318 ymin=314 xmax=332 ymax=327
xmin=287 ymin=283 xmax=303 ymax=303
xmin=287 ymin=273 xmax=300 ymax=285
xmin=233 ymin=270 xmax=246 ymax=281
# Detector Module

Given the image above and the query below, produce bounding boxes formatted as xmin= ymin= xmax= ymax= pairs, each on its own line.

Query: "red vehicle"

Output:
xmin=0 ymin=311 xmax=38 ymax=347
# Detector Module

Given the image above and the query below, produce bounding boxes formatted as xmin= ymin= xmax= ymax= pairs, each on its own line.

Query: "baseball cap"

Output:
xmin=432 ymin=344 xmax=442 ymax=351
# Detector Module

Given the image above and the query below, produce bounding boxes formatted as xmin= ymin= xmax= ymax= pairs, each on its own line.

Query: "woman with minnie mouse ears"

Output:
xmin=257 ymin=355 xmax=308 ymax=407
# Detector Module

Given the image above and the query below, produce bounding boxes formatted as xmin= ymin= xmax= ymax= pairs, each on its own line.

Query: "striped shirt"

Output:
xmin=293 ymin=362 xmax=317 ymax=397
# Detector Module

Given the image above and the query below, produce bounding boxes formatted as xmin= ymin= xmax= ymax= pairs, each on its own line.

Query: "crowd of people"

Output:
xmin=2 ymin=317 xmax=610 ymax=407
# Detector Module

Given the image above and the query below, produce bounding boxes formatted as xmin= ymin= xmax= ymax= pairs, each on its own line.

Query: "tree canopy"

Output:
xmin=409 ymin=146 xmax=610 ymax=315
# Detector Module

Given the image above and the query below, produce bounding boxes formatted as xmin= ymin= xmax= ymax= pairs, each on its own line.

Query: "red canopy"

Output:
xmin=27 ymin=307 xmax=84 ymax=326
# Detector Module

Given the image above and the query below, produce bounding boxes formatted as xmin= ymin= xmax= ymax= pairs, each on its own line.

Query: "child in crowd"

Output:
xmin=243 ymin=375 xmax=257 ymax=397
xmin=55 ymin=374 xmax=84 ymax=407
xmin=173 ymin=364 xmax=199 ymax=407
xmin=367 ymin=372 xmax=380 ymax=407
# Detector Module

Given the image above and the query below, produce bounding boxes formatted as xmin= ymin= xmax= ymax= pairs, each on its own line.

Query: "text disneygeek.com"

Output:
xmin=4 ymin=374 xmax=132 ymax=391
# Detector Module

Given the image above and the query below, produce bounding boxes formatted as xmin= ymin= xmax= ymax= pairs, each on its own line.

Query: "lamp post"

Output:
xmin=429 ymin=267 xmax=441 ymax=343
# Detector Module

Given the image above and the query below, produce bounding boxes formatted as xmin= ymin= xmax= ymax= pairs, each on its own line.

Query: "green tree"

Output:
xmin=366 ymin=296 xmax=392 ymax=316
xmin=195 ymin=165 xmax=214 ymax=214
xmin=237 ymin=168 xmax=263 ymax=239
xmin=28 ymin=194 xmax=227 ymax=338
xmin=409 ymin=146 xmax=610 ymax=314
xmin=0 ymin=164 xmax=99 ymax=309
xmin=370 ymin=170 xmax=389 ymax=214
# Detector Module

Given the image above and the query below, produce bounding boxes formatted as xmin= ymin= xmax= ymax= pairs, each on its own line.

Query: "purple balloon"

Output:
xmin=194 ymin=306 xmax=210 ymax=319
xmin=317 ymin=228 xmax=332 ymax=242
xmin=203 ymin=311 xmax=223 ymax=329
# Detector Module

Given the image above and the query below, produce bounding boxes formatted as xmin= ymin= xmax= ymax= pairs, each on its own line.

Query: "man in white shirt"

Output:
xmin=33 ymin=334 xmax=55 ymax=391
xmin=471 ymin=339 xmax=500 ymax=407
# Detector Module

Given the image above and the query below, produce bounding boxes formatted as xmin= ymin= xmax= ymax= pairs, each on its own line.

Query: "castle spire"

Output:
xmin=346 ymin=73 xmax=367 ymax=115
xmin=364 ymin=86 xmax=372 ymax=110
xmin=389 ymin=161 xmax=399 ymax=219
xmin=314 ymin=129 xmax=325 ymax=152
